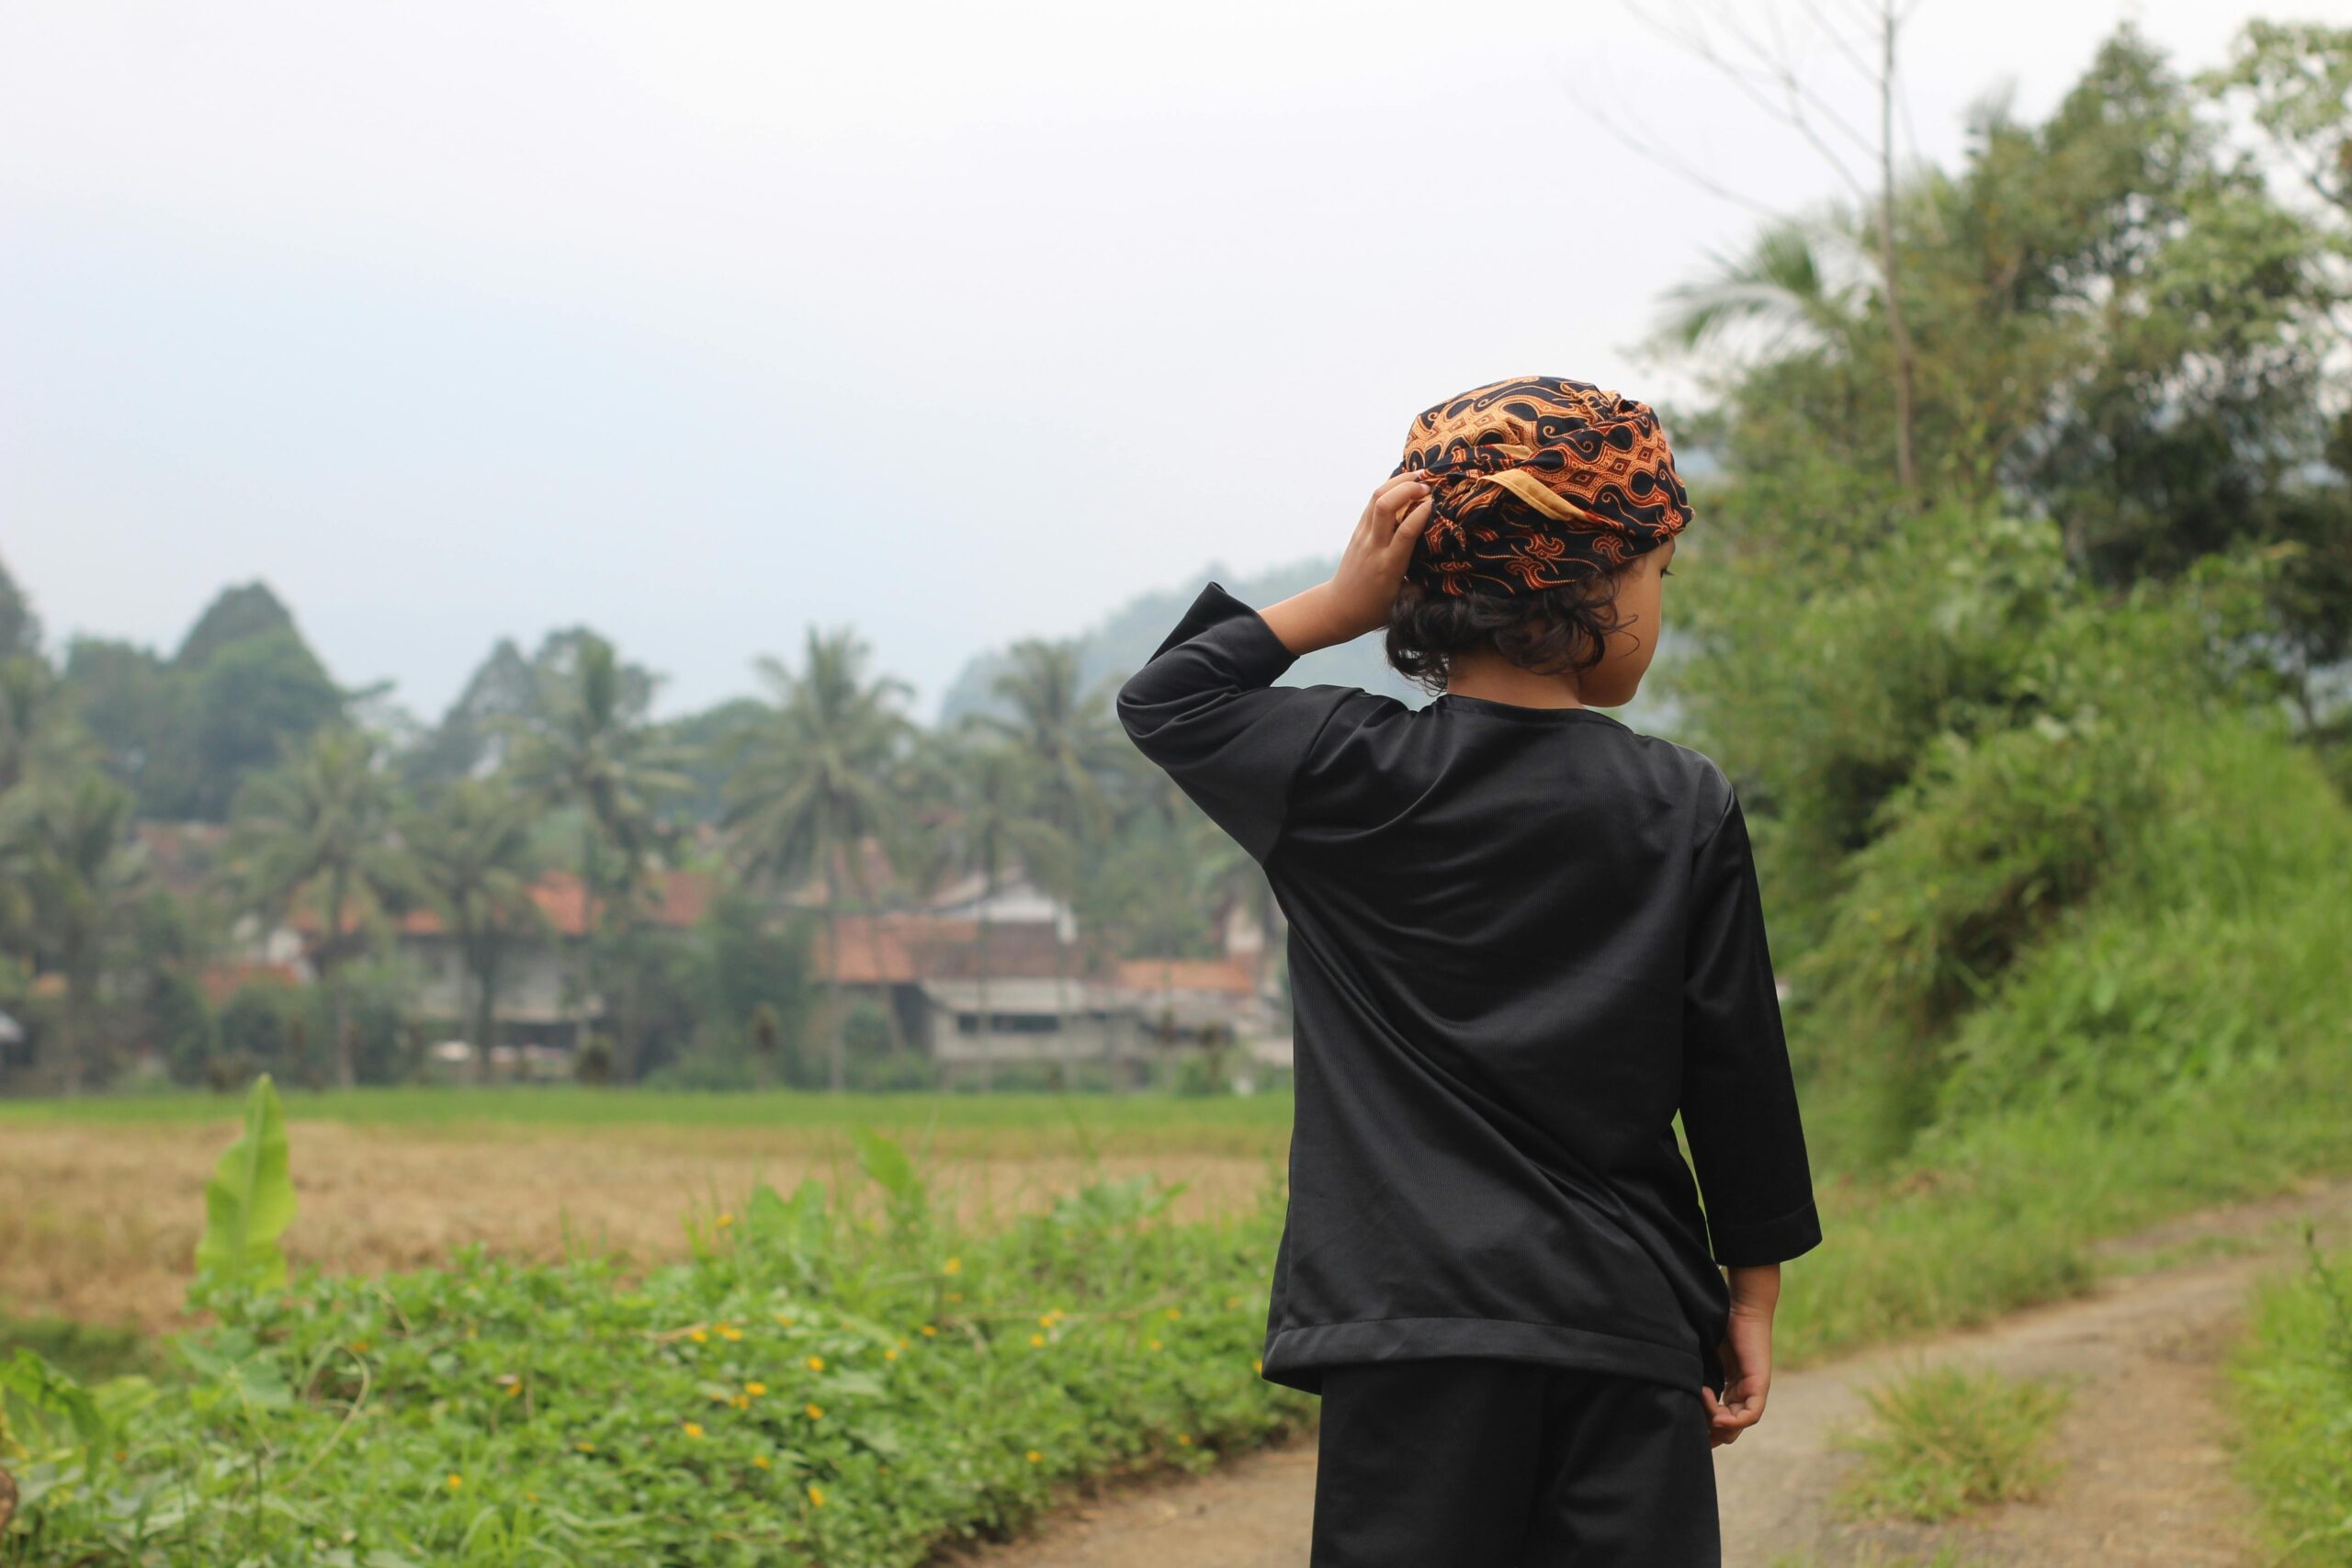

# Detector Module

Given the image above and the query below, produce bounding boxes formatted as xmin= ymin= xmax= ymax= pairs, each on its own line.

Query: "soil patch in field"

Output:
xmin=0 ymin=1122 xmax=1279 ymax=1331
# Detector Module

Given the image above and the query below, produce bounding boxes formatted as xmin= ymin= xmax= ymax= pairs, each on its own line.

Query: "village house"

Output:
xmin=210 ymin=820 xmax=1284 ymax=1085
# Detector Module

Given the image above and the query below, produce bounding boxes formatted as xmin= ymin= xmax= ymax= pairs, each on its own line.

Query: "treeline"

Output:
xmin=1660 ymin=21 xmax=2352 ymax=1157
xmin=0 ymin=566 xmax=1265 ymax=1096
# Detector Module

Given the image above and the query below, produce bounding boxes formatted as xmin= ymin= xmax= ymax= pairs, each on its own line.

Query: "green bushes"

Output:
xmin=1940 ymin=711 xmax=2349 ymax=1106
xmin=0 ymin=1084 xmax=1302 ymax=1567
xmin=2232 ymin=1236 xmax=2352 ymax=1566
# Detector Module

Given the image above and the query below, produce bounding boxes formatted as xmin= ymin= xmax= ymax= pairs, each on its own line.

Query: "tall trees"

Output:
xmin=402 ymin=778 xmax=544 ymax=1077
xmin=980 ymin=639 xmax=1122 ymax=1069
xmin=931 ymin=738 xmax=1073 ymax=1090
xmin=6 ymin=773 xmax=139 ymax=1093
xmin=724 ymin=628 xmax=912 ymax=1091
xmin=225 ymin=728 xmax=412 ymax=1089
xmin=62 ymin=582 xmax=343 ymax=822
xmin=505 ymin=632 xmax=692 ymax=1081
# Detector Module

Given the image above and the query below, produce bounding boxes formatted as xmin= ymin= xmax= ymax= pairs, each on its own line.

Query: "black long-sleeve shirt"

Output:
xmin=1117 ymin=582 xmax=1822 ymax=1397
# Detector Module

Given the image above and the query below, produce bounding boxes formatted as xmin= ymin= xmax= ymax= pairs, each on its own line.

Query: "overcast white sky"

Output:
xmin=2 ymin=0 xmax=2335 ymax=720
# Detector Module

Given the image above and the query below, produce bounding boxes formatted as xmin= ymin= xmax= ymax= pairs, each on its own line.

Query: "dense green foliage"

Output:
xmin=2232 ymin=1237 xmax=2352 ymax=1566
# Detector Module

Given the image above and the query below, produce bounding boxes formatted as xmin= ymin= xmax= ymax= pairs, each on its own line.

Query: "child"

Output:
xmin=1116 ymin=377 xmax=1821 ymax=1566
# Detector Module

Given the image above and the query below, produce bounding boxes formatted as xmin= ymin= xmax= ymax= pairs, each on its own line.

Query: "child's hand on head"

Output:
xmin=1258 ymin=473 xmax=1433 ymax=656
xmin=1329 ymin=471 xmax=1436 ymax=636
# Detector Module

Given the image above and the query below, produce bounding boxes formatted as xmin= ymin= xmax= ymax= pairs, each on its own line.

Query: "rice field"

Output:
xmin=0 ymin=1089 xmax=1294 ymax=1331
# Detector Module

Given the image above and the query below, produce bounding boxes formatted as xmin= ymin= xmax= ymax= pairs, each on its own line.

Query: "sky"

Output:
xmin=1 ymin=0 xmax=2331 ymax=722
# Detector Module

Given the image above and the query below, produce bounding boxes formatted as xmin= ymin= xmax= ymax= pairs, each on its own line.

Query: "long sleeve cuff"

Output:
xmin=1709 ymin=1197 xmax=1824 ymax=1268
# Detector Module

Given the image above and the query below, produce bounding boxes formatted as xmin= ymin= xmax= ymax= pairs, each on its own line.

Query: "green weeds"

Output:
xmin=2231 ymin=1231 xmax=2352 ymax=1566
xmin=0 ymin=1082 xmax=1305 ymax=1567
xmin=1833 ymin=1364 xmax=2070 ymax=1523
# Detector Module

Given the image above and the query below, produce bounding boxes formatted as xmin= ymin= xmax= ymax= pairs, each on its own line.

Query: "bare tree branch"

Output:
xmin=1547 ymin=62 xmax=1791 ymax=220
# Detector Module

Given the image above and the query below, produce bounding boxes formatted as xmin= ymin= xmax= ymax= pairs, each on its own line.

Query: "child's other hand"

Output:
xmin=1329 ymin=471 xmax=1434 ymax=638
xmin=1703 ymin=1265 xmax=1779 ymax=1448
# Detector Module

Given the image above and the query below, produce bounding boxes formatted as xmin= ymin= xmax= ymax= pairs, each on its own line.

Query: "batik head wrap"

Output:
xmin=1395 ymin=376 xmax=1692 ymax=596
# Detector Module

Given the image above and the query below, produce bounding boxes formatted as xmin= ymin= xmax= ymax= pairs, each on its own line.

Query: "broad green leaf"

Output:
xmin=850 ymin=1127 xmax=923 ymax=1211
xmin=0 ymin=1348 xmax=108 ymax=1449
xmin=193 ymin=1073 xmax=298 ymax=1294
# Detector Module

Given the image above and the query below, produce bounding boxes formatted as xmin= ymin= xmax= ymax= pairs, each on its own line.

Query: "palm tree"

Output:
xmin=6 ymin=770 xmax=139 ymax=1093
xmin=225 ymin=728 xmax=413 ymax=1089
xmin=978 ymin=640 xmax=1122 ymax=843
xmin=402 ymin=778 xmax=544 ymax=1081
xmin=933 ymin=734 xmax=1073 ymax=1091
xmin=504 ymin=634 xmax=693 ymax=1079
xmin=724 ymin=627 xmax=912 ymax=1091
xmin=0 ymin=655 xmax=66 ymax=800
xmin=981 ymin=641 xmax=1127 ymax=1079
xmin=1657 ymin=216 xmax=1864 ymax=358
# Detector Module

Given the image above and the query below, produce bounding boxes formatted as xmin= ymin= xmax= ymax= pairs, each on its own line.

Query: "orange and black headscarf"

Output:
xmin=1396 ymin=376 xmax=1692 ymax=596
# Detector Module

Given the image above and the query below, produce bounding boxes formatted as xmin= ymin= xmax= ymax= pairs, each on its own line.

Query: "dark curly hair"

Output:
xmin=1383 ymin=563 xmax=1632 ymax=694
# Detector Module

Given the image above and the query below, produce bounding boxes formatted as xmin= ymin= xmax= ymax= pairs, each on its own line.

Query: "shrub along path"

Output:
xmin=948 ymin=1179 xmax=2352 ymax=1568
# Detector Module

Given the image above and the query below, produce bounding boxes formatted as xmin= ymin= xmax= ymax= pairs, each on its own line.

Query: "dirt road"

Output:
xmin=951 ymin=1179 xmax=2352 ymax=1568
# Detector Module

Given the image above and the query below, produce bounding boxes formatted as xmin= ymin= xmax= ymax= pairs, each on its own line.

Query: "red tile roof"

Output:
xmin=396 ymin=870 xmax=713 ymax=939
xmin=198 ymin=960 xmax=304 ymax=1006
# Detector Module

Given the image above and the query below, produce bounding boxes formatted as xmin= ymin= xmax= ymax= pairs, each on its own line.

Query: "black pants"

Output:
xmin=1308 ymin=1357 xmax=1720 ymax=1567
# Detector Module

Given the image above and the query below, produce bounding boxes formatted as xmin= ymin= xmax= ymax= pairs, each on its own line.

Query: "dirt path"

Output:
xmin=954 ymin=1179 xmax=2352 ymax=1568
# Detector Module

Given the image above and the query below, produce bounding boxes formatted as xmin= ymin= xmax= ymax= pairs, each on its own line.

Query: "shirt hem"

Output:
xmin=1260 ymin=1315 xmax=1703 ymax=1398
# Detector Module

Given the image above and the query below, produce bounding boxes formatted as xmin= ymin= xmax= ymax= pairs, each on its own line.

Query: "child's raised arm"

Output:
xmin=1114 ymin=476 xmax=1428 ymax=863
xmin=1112 ymin=589 xmax=1341 ymax=863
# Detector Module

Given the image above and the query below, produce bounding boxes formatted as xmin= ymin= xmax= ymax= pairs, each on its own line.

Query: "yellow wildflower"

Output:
xmin=1148 ymin=1338 xmax=1163 ymax=1351
xmin=808 ymin=1484 xmax=826 ymax=1507
xmin=683 ymin=1421 xmax=706 ymax=1438
xmin=884 ymin=1348 xmax=899 ymax=1361
xmin=942 ymin=1257 xmax=962 ymax=1275
xmin=576 ymin=1441 xmax=597 ymax=1453
xmin=348 ymin=1339 xmax=370 ymax=1354
xmin=806 ymin=1354 xmax=825 ymax=1372
xmin=732 ymin=1394 xmax=751 ymax=1410
xmin=1029 ymin=1334 xmax=1046 ymax=1348
xmin=806 ymin=1403 xmax=825 ymax=1420
xmin=745 ymin=1382 xmax=768 ymax=1397
xmin=753 ymin=1455 xmax=772 ymax=1471
xmin=1164 ymin=1307 xmax=1182 ymax=1321
xmin=689 ymin=1329 xmax=709 ymax=1345
xmin=717 ymin=1213 xmax=735 ymax=1228
xmin=718 ymin=1324 xmax=743 ymax=1341
xmin=775 ymin=1313 xmax=796 ymax=1327
xmin=1177 ymin=1433 xmax=1193 ymax=1447
xmin=1037 ymin=1313 xmax=1054 ymax=1327
xmin=445 ymin=1473 xmax=464 ymax=1491
xmin=920 ymin=1325 xmax=938 ymax=1337
xmin=1025 ymin=1449 xmax=1043 ymax=1463
xmin=1253 ymin=1359 xmax=1264 ymax=1373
